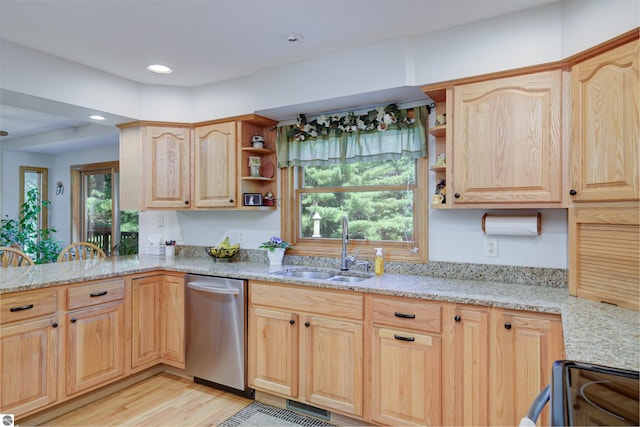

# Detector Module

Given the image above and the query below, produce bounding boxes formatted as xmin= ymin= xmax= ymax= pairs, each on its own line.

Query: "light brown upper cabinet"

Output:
xmin=569 ymin=39 xmax=639 ymax=203
xmin=118 ymin=114 xmax=277 ymax=211
xmin=194 ymin=122 xmax=237 ymax=208
xmin=143 ymin=126 xmax=193 ymax=209
xmin=452 ymin=70 xmax=563 ymax=206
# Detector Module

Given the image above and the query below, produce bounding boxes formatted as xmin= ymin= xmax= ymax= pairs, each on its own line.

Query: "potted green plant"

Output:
xmin=259 ymin=236 xmax=291 ymax=266
xmin=1 ymin=188 xmax=62 ymax=264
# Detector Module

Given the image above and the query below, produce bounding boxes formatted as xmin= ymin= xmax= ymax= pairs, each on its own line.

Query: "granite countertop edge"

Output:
xmin=1 ymin=255 xmax=638 ymax=372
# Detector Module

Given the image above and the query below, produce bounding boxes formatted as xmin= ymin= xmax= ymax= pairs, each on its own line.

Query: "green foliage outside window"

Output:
xmin=300 ymin=159 xmax=415 ymax=241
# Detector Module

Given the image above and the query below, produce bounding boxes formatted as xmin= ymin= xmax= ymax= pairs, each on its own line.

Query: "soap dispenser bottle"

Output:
xmin=374 ymin=248 xmax=384 ymax=276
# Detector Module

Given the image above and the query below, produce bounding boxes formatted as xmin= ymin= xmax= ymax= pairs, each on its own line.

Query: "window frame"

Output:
xmin=70 ymin=161 xmax=120 ymax=254
xmin=280 ymin=157 xmax=428 ymax=263
xmin=19 ymin=166 xmax=49 ymax=232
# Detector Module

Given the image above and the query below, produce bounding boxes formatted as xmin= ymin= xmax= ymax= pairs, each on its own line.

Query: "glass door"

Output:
xmin=71 ymin=162 xmax=138 ymax=256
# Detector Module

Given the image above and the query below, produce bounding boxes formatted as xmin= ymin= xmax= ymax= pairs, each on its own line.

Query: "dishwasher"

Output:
xmin=185 ymin=274 xmax=253 ymax=398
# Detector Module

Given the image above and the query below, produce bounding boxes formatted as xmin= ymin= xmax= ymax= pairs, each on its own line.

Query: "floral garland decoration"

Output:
xmin=287 ymin=103 xmax=415 ymax=141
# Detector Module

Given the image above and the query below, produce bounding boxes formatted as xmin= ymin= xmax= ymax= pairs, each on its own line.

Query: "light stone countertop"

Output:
xmin=1 ymin=255 xmax=638 ymax=372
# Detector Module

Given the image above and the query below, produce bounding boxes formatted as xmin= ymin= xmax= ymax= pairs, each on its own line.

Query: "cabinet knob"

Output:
xmin=454 ymin=193 xmax=460 ymax=199
xmin=184 ymin=200 xmax=190 ymax=205
xmin=504 ymin=322 xmax=512 ymax=330
xmin=454 ymin=315 xmax=461 ymax=322
xmin=569 ymin=189 xmax=577 ymax=196
xmin=70 ymin=318 xmax=77 ymax=323
xmin=52 ymin=322 xmax=59 ymax=328
xmin=304 ymin=321 xmax=310 ymax=327
xmin=229 ymin=199 xmax=234 ymax=204
xmin=289 ymin=319 xmax=295 ymax=325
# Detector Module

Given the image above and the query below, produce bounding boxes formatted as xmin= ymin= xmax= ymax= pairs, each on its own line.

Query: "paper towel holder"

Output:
xmin=481 ymin=212 xmax=542 ymax=236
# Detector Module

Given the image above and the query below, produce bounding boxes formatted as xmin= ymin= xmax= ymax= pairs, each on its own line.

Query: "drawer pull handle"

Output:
xmin=394 ymin=312 xmax=416 ymax=319
xmin=394 ymin=334 xmax=415 ymax=342
xmin=10 ymin=304 xmax=34 ymax=312
xmin=90 ymin=291 xmax=108 ymax=298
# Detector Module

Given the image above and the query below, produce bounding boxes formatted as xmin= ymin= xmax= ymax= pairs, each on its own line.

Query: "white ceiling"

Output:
xmin=0 ymin=0 xmax=559 ymax=153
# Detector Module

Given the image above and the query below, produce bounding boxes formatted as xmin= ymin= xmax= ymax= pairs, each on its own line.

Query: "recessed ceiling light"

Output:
xmin=88 ymin=114 xmax=106 ymax=121
xmin=283 ymin=33 xmax=304 ymax=43
xmin=147 ymin=64 xmax=173 ymax=74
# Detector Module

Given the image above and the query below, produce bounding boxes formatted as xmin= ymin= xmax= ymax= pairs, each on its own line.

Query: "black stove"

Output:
xmin=550 ymin=360 xmax=639 ymax=426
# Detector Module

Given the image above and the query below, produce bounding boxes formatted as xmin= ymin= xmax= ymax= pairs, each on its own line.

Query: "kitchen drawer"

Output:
xmin=1 ymin=289 xmax=58 ymax=324
xmin=67 ymin=278 xmax=125 ymax=310
xmin=249 ymin=281 xmax=363 ymax=321
xmin=368 ymin=295 xmax=442 ymax=333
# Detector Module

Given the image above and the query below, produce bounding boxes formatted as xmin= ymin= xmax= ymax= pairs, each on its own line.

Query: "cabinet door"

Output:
xmin=371 ymin=327 xmax=442 ymax=426
xmin=453 ymin=71 xmax=563 ymax=205
xmin=570 ymin=40 xmax=639 ymax=202
xmin=447 ymin=305 xmax=489 ymax=426
xmin=144 ymin=126 xmax=192 ymax=209
xmin=0 ymin=317 xmax=58 ymax=417
xmin=194 ymin=122 xmax=237 ymax=208
xmin=568 ymin=206 xmax=639 ymax=310
xmin=248 ymin=306 xmax=298 ymax=397
xmin=131 ymin=276 xmax=162 ymax=369
xmin=489 ymin=309 xmax=564 ymax=426
xmin=66 ymin=302 xmax=125 ymax=396
xmin=161 ymin=275 xmax=185 ymax=366
xmin=302 ymin=316 xmax=363 ymax=417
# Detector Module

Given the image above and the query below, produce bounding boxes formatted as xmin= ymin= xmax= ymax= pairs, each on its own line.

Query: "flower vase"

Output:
xmin=267 ymin=248 xmax=285 ymax=266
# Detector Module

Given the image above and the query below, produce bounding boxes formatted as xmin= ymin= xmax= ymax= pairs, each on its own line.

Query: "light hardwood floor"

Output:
xmin=40 ymin=373 xmax=252 ymax=426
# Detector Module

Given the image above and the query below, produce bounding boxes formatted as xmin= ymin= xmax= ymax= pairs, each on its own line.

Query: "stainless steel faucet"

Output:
xmin=340 ymin=215 xmax=357 ymax=270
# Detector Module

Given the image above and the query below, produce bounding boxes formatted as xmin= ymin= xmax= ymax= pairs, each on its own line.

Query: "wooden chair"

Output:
xmin=0 ymin=246 xmax=34 ymax=267
xmin=57 ymin=242 xmax=107 ymax=262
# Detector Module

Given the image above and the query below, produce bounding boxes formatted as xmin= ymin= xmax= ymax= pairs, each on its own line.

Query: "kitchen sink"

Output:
xmin=272 ymin=267 xmax=372 ymax=283
xmin=328 ymin=275 xmax=368 ymax=283
xmin=277 ymin=270 xmax=335 ymax=280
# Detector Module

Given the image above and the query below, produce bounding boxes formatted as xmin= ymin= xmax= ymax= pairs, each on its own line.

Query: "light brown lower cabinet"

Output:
xmin=2 ymin=273 xmax=185 ymax=421
xmin=160 ymin=275 xmax=185 ymax=366
xmin=0 ymin=316 xmax=59 ymax=416
xmin=442 ymin=305 xmax=564 ymax=427
xmin=131 ymin=275 xmax=162 ymax=368
xmin=442 ymin=304 xmax=490 ymax=426
xmin=248 ymin=281 xmax=364 ymax=417
xmin=488 ymin=308 xmax=564 ymax=426
xmin=65 ymin=301 xmax=126 ymax=396
xmin=131 ymin=274 xmax=185 ymax=370
xmin=65 ymin=278 xmax=127 ymax=396
xmin=367 ymin=295 xmax=443 ymax=426
xmin=370 ymin=326 xmax=442 ymax=426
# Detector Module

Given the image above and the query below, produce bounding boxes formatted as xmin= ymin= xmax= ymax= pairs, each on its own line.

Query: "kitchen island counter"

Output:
xmin=1 ymin=255 xmax=637 ymax=372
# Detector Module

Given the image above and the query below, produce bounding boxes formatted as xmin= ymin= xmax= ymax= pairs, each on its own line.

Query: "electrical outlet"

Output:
xmin=484 ymin=238 xmax=498 ymax=257
xmin=238 ymin=232 xmax=244 ymax=244
xmin=157 ymin=214 xmax=164 ymax=228
xmin=178 ymin=229 xmax=184 ymax=241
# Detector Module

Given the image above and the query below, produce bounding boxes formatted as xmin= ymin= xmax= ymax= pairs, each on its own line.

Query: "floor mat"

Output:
xmin=218 ymin=401 xmax=335 ymax=427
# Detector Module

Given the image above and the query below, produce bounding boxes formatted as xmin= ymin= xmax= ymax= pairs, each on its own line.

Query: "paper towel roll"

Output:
xmin=482 ymin=213 xmax=541 ymax=236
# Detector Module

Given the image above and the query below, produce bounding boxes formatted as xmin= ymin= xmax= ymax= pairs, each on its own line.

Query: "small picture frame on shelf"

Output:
xmin=244 ymin=193 xmax=263 ymax=206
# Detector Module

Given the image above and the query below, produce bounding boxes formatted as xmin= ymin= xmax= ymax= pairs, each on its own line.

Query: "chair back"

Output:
xmin=57 ymin=242 xmax=107 ymax=262
xmin=0 ymin=246 xmax=35 ymax=267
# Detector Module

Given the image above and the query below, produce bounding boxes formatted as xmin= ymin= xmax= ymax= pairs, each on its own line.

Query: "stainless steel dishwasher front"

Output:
xmin=185 ymin=274 xmax=252 ymax=396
